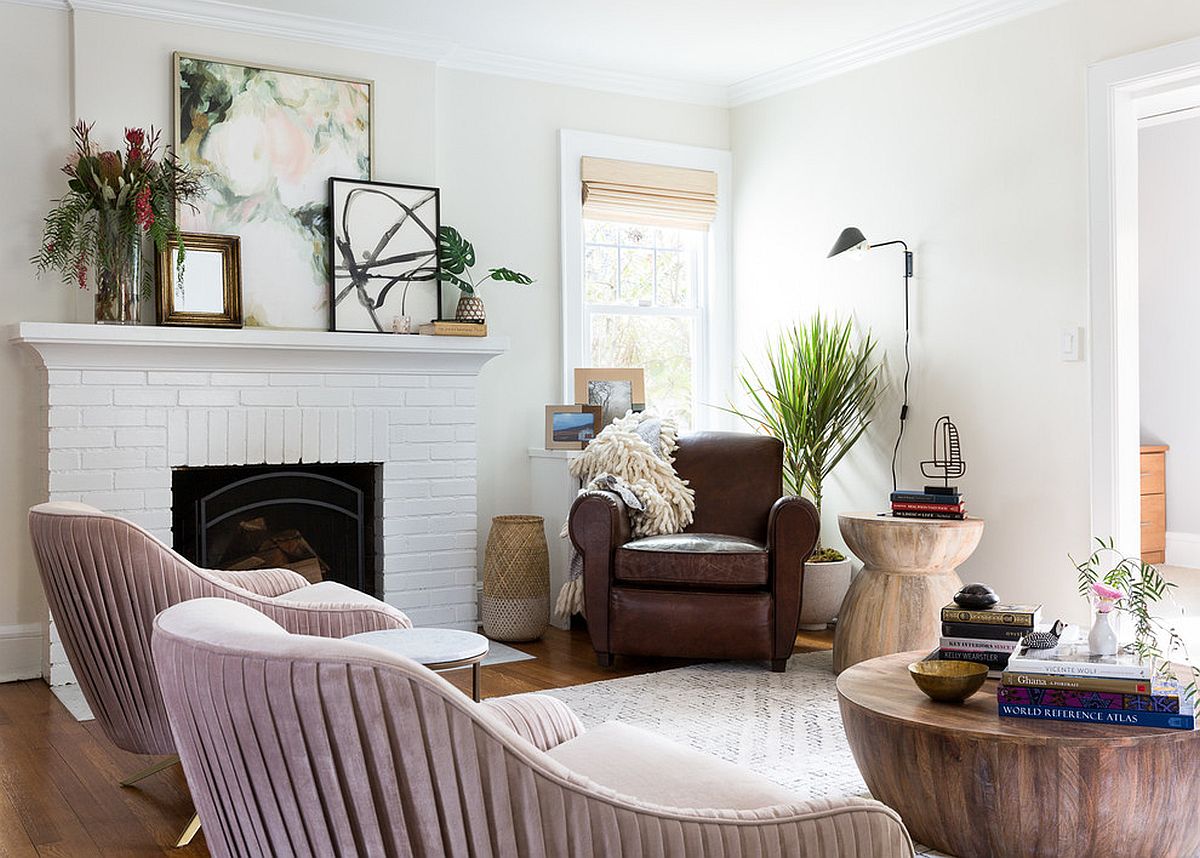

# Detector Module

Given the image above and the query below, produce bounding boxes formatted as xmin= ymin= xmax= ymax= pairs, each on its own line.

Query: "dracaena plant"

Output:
xmin=1074 ymin=538 xmax=1199 ymax=702
xmin=31 ymin=120 xmax=207 ymax=294
xmin=725 ymin=314 xmax=883 ymax=561
xmin=437 ymin=225 xmax=533 ymax=296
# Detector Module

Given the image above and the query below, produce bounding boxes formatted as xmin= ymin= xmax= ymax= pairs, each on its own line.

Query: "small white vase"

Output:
xmin=1089 ymin=610 xmax=1118 ymax=656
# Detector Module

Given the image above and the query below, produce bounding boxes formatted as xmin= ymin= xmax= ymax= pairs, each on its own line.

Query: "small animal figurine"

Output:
xmin=953 ymin=583 xmax=999 ymax=610
xmin=1020 ymin=620 xmax=1066 ymax=651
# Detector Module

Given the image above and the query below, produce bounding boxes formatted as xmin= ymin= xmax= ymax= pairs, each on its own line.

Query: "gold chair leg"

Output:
xmin=175 ymin=813 xmax=202 ymax=848
xmin=119 ymin=754 xmax=181 ymax=787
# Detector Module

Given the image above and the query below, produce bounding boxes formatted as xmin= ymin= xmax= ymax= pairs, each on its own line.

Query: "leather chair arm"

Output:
xmin=767 ymin=496 xmax=820 ymax=662
xmin=568 ymin=490 xmax=631 ymax=660
xmin=568 ymin=490 xmax=632 ymax=556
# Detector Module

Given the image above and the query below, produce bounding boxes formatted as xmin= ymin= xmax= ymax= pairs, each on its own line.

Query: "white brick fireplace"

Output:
xmin=12 ymin=322 xmax=507 ymax=685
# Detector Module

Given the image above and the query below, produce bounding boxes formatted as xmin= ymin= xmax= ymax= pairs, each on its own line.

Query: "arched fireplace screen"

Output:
xmin=173 ymin=463 xmax=379 ymax=597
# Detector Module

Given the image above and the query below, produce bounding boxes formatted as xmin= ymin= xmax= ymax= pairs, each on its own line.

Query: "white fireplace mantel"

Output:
xmin=11 ymin=322 xmax=509 ymax=374
xmin=12 ymin=321 xmax=507 ymax=685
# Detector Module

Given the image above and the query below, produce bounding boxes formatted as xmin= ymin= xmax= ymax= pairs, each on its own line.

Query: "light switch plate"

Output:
xmin=1060 ymin=326 xmax=1084 ymax=362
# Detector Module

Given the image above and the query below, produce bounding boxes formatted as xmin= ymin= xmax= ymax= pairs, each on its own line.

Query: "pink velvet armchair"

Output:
xmin=152 ymin=597 xmax=915 ymax=858
xmin=28 ymin=501 xmax=412 ymax=846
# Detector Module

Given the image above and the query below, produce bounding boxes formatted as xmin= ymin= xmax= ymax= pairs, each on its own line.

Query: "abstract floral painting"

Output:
xmin=175 ymin=53 xmax=371 ymax=329
xmin=328 ymin=178 xmax=441 ymax=333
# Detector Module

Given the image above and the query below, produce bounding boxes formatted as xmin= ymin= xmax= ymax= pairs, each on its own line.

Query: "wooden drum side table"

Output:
xmin=833 ymin=512 xmax=984 ymax=673
xmin=837 ymin=652 xmax=1200 ymax=858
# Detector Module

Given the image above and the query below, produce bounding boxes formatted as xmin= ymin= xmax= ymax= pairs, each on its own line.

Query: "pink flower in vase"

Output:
xmin=1091 ymin=581 xmax=1124 ymax=614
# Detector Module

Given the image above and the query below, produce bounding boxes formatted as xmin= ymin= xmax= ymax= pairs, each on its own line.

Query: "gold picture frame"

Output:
xmin=545 ymin=405 xmax=602 ymax=450
xmin=156 ymin=232 xmax=243 ymax=327
xmin=572 ymin=367 xmax=646 ymax=427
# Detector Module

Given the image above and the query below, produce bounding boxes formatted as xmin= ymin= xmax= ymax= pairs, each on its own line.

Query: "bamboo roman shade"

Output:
xmin=581 ymin=157 xmax=718 ymax=230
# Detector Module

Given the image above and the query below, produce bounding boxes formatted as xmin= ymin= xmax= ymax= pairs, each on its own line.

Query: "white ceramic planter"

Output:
xmin=798 ymin=558 xmax=853 ymax=630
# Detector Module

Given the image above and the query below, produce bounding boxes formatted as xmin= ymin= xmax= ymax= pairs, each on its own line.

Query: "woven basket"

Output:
xmin=482 ymin=515 xmax=549 ymax=642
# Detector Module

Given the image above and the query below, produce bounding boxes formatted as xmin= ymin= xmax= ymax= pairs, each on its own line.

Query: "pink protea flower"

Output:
xmin=1092 ymin=581 xmax=1124 ymax=613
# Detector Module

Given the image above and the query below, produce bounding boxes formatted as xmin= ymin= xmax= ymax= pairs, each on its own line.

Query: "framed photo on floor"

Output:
xmin=573 ymin=367 xmax=646 ymax=427
xmin=155 ymin=232 xmax=243 ymax=327
xmin=328 ymin=178 xmax=442 ymax=333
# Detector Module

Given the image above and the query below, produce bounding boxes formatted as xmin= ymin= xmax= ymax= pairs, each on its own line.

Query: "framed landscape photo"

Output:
xmin=328 ymin=178 xmax=441 ymax=333
xmin=174 ymin=52 xmax=372 ymax=329
xmin=573 ymin=367 xmax=646 ymax=427
xmin=155 ymin=232 xmax=243 ymax=328
xmin=545 ymin=404 xmax=602 ymax=450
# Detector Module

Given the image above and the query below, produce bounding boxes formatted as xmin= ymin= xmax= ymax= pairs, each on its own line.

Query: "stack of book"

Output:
xmin=999 ymin=644 xmax=1195 ymax=730
xmin=891 ymin=487 xmax=966 ymax=520
xmin=936 ymin=601 xmax=1042 ymax=676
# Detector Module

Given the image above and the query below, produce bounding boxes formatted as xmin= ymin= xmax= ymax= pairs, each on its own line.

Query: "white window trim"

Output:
xmin=559 ymin=130 xmax=734 ymax=429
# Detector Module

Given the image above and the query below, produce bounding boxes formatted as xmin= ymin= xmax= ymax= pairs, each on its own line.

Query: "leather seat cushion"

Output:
xmin=547 ymin=722 xmax=798 ymax=810
xmin=615 ymin=533 xmax=768 ymax=588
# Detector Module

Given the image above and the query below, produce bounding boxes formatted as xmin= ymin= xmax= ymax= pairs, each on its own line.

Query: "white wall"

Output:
xmin=731 ymin=0 xmax=1200 ymax=625
xmin=0 ymin=5 xmax=74 ymax=680
xmin=1139 ymin=115 xmax=1200 ymax=537
xmin=0 ymin=3 xmax=729 ymax=679
xmin=435 ymin=69 xmax=729 ymax=562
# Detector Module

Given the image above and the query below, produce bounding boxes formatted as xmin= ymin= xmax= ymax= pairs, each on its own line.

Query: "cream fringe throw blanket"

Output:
xmin=554 ymin=411 xmax=695 ymax=619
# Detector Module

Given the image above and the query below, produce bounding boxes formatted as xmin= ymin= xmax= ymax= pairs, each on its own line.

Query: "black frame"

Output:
xmin=327 ymin=177 xmax=443 ymax=333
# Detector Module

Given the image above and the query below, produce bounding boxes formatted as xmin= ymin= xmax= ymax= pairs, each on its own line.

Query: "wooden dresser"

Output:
xmin=1140 ymin=444 xmax=1168 ymax=564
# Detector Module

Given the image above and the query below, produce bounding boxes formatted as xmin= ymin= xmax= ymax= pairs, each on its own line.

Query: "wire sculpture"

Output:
xmin=920 ymin=415 xmax=966 ymax=488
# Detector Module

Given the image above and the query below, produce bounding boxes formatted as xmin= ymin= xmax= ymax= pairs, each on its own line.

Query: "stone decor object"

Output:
xmin=482 ymin=515 xmax=550 ymax=641
xmin=833 ymin=512 xmax=984 ymax=673
xmin=953 ymin=582 xmax=999 ymax=610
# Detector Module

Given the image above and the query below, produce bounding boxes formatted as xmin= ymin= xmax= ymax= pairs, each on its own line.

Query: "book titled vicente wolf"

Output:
xmin=1007 ymin=642 xmax=1153 ymax=680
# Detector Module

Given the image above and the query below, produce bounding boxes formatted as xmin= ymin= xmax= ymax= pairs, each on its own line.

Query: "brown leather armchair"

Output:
xmin=569 ymin=431 xmax=819 ymax=672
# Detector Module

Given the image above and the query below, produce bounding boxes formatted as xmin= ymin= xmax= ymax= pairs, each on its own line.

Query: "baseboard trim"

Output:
xmin=1165 ymin=531 xmax=1200 ymax=568
xmin=0 ymin=623 xmax=45 ymax=683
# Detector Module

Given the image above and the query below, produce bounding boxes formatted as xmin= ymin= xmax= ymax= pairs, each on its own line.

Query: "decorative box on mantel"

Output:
xmin=12 ymin=322 xmax=507 ymax=685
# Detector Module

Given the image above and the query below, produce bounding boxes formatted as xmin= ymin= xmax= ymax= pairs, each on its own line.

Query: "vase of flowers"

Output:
xmin=1088 ymin=581 xmax=1123 ymax=656
xmin=32 ymin=121 xmax=206 ymax=324
xmin=437 ymin=225 xmax=533 ymax=324
xmin=1075 ymin=537 xmax=1198 ymax=699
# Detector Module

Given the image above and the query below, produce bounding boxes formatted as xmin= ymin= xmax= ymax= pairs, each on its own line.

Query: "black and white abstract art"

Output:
xmin=328 ymin=178 xmax=441 ymax=332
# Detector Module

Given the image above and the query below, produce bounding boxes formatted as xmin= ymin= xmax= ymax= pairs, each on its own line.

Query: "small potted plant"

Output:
xmin=31 ymin=121 xmax=206 ymax=324
xmin=437 ymin=225 xmax=533 ymax=323
xmin=727 ymin=314 xmax=883 ymax=630
xmin=1075 ymin=538 xmax=1198 ymax=700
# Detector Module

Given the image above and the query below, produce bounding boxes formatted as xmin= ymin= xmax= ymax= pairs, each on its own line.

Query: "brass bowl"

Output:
xmin=908 ymin=659 xmax=988 ymax=704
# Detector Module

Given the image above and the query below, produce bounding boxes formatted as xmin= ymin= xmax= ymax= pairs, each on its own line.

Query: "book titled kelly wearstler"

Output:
xmin=1006 ymin=642 xmax=1154 ymax=680
xmin=998 ymin=702 xmax=1195 ymax=730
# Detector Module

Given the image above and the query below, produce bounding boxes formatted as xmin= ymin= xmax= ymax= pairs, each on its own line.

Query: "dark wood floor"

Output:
xmin=0 ymin=626 xmax=833 ymax=856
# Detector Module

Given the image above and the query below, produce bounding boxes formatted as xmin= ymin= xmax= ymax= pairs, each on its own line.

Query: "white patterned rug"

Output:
xmin=537 ymin=650 xmax=949 ymax=857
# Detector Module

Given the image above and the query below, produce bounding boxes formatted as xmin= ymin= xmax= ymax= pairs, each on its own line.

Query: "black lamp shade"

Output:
xmin=828 ymin=226 xmax=868 ymax=258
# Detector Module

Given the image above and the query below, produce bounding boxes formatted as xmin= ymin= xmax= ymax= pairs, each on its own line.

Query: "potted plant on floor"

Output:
xmin=727 ymin=314 xmax=883 ymax=630
xmin=438 ymin=225 xmax=533 ymax=323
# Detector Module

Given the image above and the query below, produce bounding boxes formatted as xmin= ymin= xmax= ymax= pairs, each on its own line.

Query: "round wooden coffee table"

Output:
xmin=837 ymin=651 xmax=1200 ymax=858
xmin=833 ymin=513 xmax=984 ymax=673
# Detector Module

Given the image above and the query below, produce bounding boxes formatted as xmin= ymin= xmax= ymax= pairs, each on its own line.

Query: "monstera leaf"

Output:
xmin=487 ymin=267 xmax=533 ymax=285
xmin=438 ymin=225 xmax=475 ymax=275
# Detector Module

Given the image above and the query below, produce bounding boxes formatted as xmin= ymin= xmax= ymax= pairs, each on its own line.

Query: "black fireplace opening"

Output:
xmin=172 ymin=463 xmax=380 ymax=597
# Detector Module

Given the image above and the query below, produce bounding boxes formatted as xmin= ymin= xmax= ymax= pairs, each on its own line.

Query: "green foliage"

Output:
xmin=437 ymin=224 xmax=533 ymax=296
xmin=725 ymin=314 xmax=883 ymax=550
xmin=31 ymin=120 xmax=206 ymax=299
xmin=1073 ymin=537 xmax=1199 ymax=703
xmin=809 ymin=547 xmax=847 ymax=563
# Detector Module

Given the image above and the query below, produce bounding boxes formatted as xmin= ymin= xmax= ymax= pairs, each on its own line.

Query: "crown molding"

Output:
xmin=3 ymin=0 xmax=1066 ymax=108
xmin=728 ymin=0 xmax=1067 ymax=106
xmin=64 ymin=0 xmax=451 ymax=62
xmin=440 ymin=47 xmax=728 ymax=107
xmin=2 ymin=0 xmax=68 ymax=10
